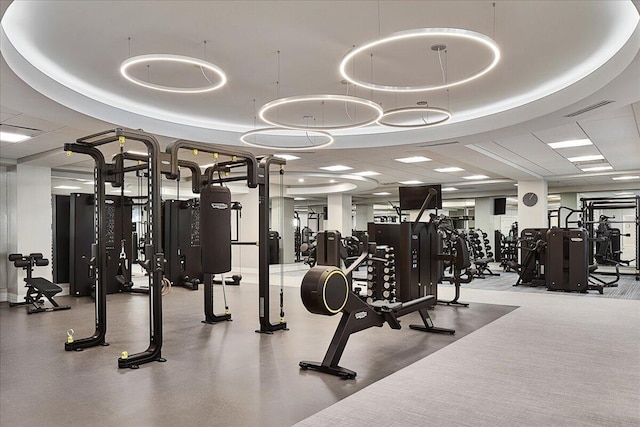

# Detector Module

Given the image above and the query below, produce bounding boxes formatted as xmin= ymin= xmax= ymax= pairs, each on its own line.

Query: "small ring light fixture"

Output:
xmin=120 ymin=54 xmax=227 ymax=94
xmin=377 ymin=106 xmax=452 ymax=128
xmin=340 ymin=28 xmax=500 ymax=92
xmin=240 ymin=128 xmax=334 ymax=151
xmin=259 ymin=94 xmax=383 ymax=131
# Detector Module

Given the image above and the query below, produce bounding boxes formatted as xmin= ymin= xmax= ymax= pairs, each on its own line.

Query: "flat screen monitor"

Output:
xmin=399 ymin=184 xmax=442 ymax=210
xmin=494 ymin=197 xmax=507 ymax=215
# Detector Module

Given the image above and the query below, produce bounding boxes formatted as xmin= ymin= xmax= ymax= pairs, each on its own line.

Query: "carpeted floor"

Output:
xmin=295 ymin=287 xmax=640 ymax=427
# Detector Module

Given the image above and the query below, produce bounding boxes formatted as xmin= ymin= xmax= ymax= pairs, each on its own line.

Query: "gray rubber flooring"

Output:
xmin=0 ymin=282 xmax=515 ymax=427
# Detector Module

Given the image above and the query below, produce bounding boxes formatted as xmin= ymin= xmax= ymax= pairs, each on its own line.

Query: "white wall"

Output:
xmin=0 ymin=166 xmax=16 ymax=301
xmin=7 ymin=165 xmax=52 ymax=302
xmin=230 ymin=187 xmax=259 ymax=274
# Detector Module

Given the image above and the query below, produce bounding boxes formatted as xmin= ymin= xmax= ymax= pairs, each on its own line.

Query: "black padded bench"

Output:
xmin=8 ymin=253 xmax=71 ymax=314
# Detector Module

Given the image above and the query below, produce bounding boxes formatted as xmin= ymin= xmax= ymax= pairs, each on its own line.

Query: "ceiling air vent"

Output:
xmin=564 ymin=100 xmax=614 ymax=118
xmin=418 ymin=141 xmax=460 ymax=148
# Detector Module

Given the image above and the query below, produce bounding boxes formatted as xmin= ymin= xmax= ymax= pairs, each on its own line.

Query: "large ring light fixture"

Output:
xmin=259 ymin=94 xmax=383 ymax=131
xmin=120 ymin=54 xmax=227 ymax=94
xmin=240 ymin=128 xmax=334 ymax=151
xmin=377 ymin=106 xmax=452 ymax=128
xmin=340 ymin=28 xmax=500 ymax=93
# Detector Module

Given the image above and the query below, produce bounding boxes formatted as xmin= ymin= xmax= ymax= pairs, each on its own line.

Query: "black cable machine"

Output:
xmin=581 ymin=196 xmax=639 ymax=280
xmin=64 ymin=129 xmax=167 ymax=369
xmin=165 ymin=141 xmax=288 ymax=334
xmin=162 ymin=161 xmax=203 ymax=290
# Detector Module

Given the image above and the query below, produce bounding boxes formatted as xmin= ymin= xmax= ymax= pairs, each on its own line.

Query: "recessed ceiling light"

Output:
xmin=354 ymin=171 xmax=380 ymax=176
xmin=434 ymin=167 xmax=464 ymax=173
xmin=548 ymin=139 xmax=592 ymax=149
xmin=463 ymin=175 xmax=489 ymax=180
xmin=567 ymin=154 xmax=604 ymax=162
xmin=395 ymin=156 xmax=431 ymax=163
xmin=373 ymin=192 xmax=391 ymax=195
xmin=580 ymin=165 xmax=613 ymax=172
xmin=111 ymin=189 xmax=132 ymax=194
xmin=614 ymin=192 xmax=634 ymax=196
xmin=612 ymin=175 xmax=639 ymax=181
xmin=82 ymin=180 xmax=95 ymax=185
xmin=274 ymin=154 xmax=300 ymax=161
xmin=54 ymin=185 xmax=81 ymax=190
xmin=399 ymin=180 xmax=423 ymax=185
xmin=441 ymin=187 xmax=458 ymax=192
xmin=507 ymin=197 xmax=518 ymax=203
xmin=298 ymin=178 xmax=305 ymax=183
xmin=294 ymin=197 xmax=307 ymax=201
xmin=329 ymin=179 xmax=336 ymax=183
xmin=319 ymin=165 xmax=353 ymax=171
xmin=0 ymin=131 xmax=31 ymax=143
xmin=547 ymin=195 xmax=561 ymax=200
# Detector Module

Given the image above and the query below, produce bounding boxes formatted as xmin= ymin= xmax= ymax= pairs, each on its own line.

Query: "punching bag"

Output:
xmin=200 ymin=185 xmax=232 ymax=274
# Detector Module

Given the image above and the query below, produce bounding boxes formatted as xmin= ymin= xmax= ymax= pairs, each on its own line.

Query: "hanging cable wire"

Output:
xmin=200 ymin=40 xmax=213 ymax=85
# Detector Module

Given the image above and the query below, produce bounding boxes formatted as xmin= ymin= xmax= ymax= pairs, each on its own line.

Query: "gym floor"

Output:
xmin=1 ymin=266 xmax=638 ymax=426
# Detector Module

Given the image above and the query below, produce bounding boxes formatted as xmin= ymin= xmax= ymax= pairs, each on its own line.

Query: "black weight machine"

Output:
xmin=509 ymin=228 xmax=548 ymax=287
xmin=162 ymin=161 xmax=204 ymax=290
xmin=8 ymin=253 xmax=71 ymax=314
xmin=299 ymin=189 xmax=454 ymax=379
xmin=166 ymin=141 xmax=289 ymax=334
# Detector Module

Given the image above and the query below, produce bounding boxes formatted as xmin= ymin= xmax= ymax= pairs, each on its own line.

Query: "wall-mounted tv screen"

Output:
xmin=399 ymin=184 xmax=442 ymax=210
xmin=494 ymin=197 xmax=507 ymax=215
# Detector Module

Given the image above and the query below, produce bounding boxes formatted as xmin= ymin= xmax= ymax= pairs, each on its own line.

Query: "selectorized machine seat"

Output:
xmin=8 ymin=253 xmax=71 ymax=314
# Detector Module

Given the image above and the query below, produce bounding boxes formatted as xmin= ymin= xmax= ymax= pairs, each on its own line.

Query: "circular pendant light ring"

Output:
xmin=259 ymin=94 xmax=383 ymax=131
xmin=377 ymin=106 xmax=452 ymax=128
xmin=340 ymin=28 xmax=500 ymax=93
xmin=120 ymin=54 xmax=227 ymax=94
xmin=240 ymin=128 xmax=334 ymax=151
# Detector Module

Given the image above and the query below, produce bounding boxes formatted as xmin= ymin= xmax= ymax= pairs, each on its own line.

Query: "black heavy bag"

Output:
xmin=200 ymin=185 xmax=232 ymax=274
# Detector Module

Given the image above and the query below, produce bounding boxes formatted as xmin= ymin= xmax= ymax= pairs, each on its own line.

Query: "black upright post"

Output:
xmin=64 ymin=144 xmax=109 ymax=351
xmin=256 ymin=157 xmax=288 ymax=334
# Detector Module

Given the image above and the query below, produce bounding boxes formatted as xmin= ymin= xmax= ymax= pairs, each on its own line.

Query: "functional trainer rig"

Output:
xmin=64 ymin=129 xmax=167 ymax=369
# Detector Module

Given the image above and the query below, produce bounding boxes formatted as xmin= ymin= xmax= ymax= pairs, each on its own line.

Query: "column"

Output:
xmin=474 ymin=197 xmax=495 ymax=244
xmin=231 ymin=187 xmax=259 ymax=274
xmin=517 ymin=180 xmax=548 ymax=231
xmin=559 ymin=192 xmax=579 ymax=228
xmin=8 ymin=164 xmax=52 ymax=302
xmin=327 ymin=193 xmax=352 ymax=235
xmin=271 ymin=196 xmax=295 ymax=264
xmin=354 ymin=204 xmax=373 ymax=231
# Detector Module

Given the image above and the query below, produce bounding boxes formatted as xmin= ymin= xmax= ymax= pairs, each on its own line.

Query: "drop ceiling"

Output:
xmin=1 ymin=0 xmax=640 ymax=204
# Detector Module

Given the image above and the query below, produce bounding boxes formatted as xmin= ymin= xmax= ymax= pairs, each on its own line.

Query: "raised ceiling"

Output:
xmin=1 ymin=0 xmax=640 ymax=201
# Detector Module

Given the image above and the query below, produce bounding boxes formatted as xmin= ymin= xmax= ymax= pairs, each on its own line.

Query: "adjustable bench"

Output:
xmin=8 ymin=253 xmax=71 ymax=314
xmin=299 ymin=265 xmax=454 ymax=379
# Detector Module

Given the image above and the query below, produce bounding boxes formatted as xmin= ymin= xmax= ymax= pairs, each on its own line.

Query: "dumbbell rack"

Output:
xmin=365 ymin=245 xmax=397 ymax=304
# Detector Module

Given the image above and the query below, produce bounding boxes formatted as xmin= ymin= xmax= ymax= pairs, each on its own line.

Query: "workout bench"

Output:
xmin=299 ymin=265 xmax=454 ymax=379
xmin=8 ymin=253 xmax=71 ymax=314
